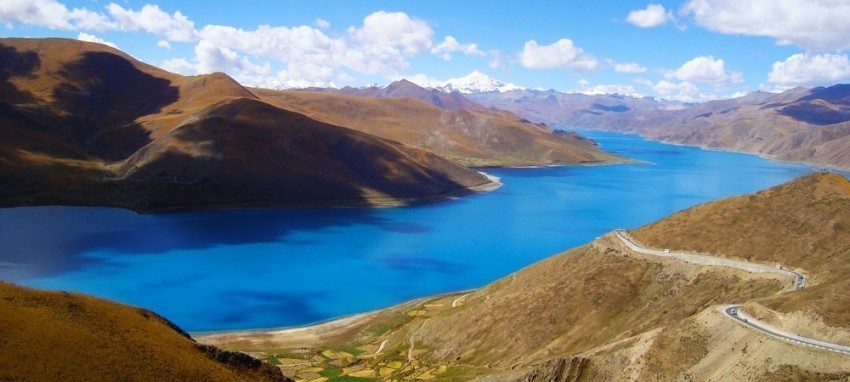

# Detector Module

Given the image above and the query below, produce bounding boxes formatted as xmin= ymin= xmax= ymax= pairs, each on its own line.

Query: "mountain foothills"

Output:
xmin=459 ymin=74 xmax=850 ymax=170
xmin=0 ymin=282 xmax=291 ymax=382
xmin=0 ymin=38 xmax=618 ymax=212
xmin=256 ymin=84 xmax=615 ymax=167
xmin=202 ymin=173 xmax=850 ymax=381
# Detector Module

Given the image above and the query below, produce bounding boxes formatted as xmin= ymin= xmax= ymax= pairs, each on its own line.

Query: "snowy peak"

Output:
xmin=438 ymin=71 xmax=525 ymax=94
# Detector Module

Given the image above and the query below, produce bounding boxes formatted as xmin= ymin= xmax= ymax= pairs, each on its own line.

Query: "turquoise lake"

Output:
xmin=0 ymin=131 xmax=828 ymax=332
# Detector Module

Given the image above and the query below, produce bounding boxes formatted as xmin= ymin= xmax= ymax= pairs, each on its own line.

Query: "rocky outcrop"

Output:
xmin=197 ymin=344 xmax=294 ymax=382
xmin=516 ymin=357 xmax=590 ymax=382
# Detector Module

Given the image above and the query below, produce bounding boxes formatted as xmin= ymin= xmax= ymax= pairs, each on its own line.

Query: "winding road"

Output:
xmin=614 ymin=229 xmax=849 ymax=356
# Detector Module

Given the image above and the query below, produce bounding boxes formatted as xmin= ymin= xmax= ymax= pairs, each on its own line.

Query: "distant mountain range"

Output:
xmin=0 ymin=38 xmax=620 ymax=211
xmin=556 ymin=85 xmax=850 ymax=170
xmin=346 ymin=70 xmax=850 ymax=170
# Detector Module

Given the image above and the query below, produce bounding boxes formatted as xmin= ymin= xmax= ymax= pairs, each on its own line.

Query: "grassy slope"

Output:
xmin=0 ymin=282 xmax=288 ymax=382
xmin=254 ymin=88 xmax=622 ymax=167
xmin=203 ymin=236 xmax=785 ymax=380
xmin=0 ymin=38 xmax=491 ymax=211
xmin=632 ymin=173 xmax=850 ymax=326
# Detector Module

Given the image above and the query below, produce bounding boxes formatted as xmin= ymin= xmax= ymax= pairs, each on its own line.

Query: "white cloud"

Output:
xmin=652 ymin=80 xmax=703 ymax=102
xmin=683 ymin=0 xmax=850 ymax=51
xmin=192 ymin=39 xmax=271 ymax=84
xmin=766 ymin=53 xmax=850 ymax=89
xmin=0 ymin=0 xmax=74 ymax=29
xmin=0 ymin=1 xmax=197 ymax=42
xmin=161 ymin=57 xmax=195 ymax=75
xmin=68 ymin=7 xmax=114 ymax=30
xmin=668 ymin=55 xmax=742 ymax=84
xmin=609 ymin=60 xmax=647 ymax=73
xmin=314 ymin=18 xmax=330 ymax=29
xmin=431 ymin=36 xmax=484 ymax=60
xmin=2 ymin=3 xmax=493 ymax=88
xmin=199 ymin=24 xmax=343 ymax=64
xmin=626 ymin=4 xmax=672 ymax=28
xmin=193 ymin=11 xmax=447 ymax=80
xmin=348 ymin=11 xmax=433 ymax=55
xmin=268 ymin=62 xmax=337 ymax=89
xmin=405 ymin=73 xmax=443 ymax=88
xmin=518 ymin=38 xmax=598 ymax=71
xmin=76 ymin=32 xmax=117 ymax=48
xmin=107 ymin=3 xmax=197 ymax=42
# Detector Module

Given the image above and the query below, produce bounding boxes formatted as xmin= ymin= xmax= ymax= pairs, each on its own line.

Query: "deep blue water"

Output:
xmin=0 ymin=131 xmax=830 ymax=331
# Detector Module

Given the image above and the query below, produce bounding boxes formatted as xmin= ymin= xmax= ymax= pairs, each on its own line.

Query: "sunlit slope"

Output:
xmin=255 ymin=87 xmax=621 ymax=167
xmin=0 ymin=282 xmax=289 ymax=382
xmin=0 ymin=38 xmax=491 ymax=211
xmin=633 ymin=172 xmax=850 ymax=326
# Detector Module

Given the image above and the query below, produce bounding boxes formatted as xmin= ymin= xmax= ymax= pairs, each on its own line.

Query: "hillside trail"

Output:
xmin=614 ymin=229 xmax=849 ymax=356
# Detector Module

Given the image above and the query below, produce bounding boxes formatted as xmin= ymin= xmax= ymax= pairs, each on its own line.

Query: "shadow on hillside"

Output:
xmin=778 ymin=103 xmax=850 ymax=125
xmin=52 ymin=52 xmax=180 ymax=160
xmin=0 ymin=44 xmax=40 ymax=104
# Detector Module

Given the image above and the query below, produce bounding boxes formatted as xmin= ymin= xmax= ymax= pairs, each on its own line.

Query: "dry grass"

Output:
xmin=633 ymin=173 xmax=850 ymax=326
xmin=0 ymin=282 xmax=285 ymax=381
xmin=254 ymin=89 xmax=622 ymax=167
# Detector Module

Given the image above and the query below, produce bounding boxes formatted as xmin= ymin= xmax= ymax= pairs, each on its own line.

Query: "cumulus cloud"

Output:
xmin=199 ymin=24 xmax=342 ymax=64
xmin=348 ymin=11 xmax=433 ymax=55
xmin=76 ymin=32 xmax=117 ymax=48
xmin=668 ymin=55 xmax=742 ymax=84
xmin=189 ymin=10 xmax=480 ymax=82
xmin=683 ymin=0 xmax=850 ymax=51
xmin=0 ymin=0 xmax=74 ymax=29
xmin=431 ymin=36 xmax=484 ymax=60
xmin=626 ymin=4 xmax=673 ymax=28
xmin=174 ymin=10 xmax=451 ymax=86
xmin=405 ymin=73 xmax=443 ymax=88
xmin=68 ymin=8 xmax=115 ymax=30
xmin=518 ymin=38 xmax=598 ymax=71
xmin=652 ymin=80 xmax=703 ymax=102
xmin=767 ymin=53 xmax=850 ymax=89
xmin=161 ymin=57 xmax=195 ymax=75
xmin=107 ymin=3 xmax=197 ymax=42
xmin=3 ymin=3 xmax=492 ymax=87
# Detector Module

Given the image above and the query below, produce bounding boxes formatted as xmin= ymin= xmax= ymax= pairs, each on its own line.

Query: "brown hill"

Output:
xmin=567 ymin=86 xmax=850 ymax=170
xmin=202 ymin=173 xmax=850 ymax=381
xmin=632 ymin=172 xmax=850 ymax=327
xmin=0 ymin=282 xmax=290 ymax=382
xmin=0 ymin=38 xmax=492 ymax=211
xmin=254 ymin=88 xmax=621 ymax=167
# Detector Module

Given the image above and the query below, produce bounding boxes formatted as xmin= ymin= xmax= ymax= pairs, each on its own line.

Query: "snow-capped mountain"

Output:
xmin=437 ymin=71 xmax=525 ymax=94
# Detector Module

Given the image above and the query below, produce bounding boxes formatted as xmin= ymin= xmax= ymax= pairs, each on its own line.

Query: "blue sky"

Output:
xmin=3 ymin=0 xmax=850 ymax=101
